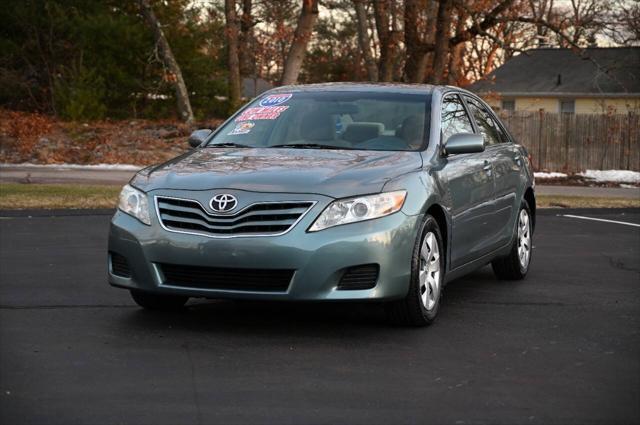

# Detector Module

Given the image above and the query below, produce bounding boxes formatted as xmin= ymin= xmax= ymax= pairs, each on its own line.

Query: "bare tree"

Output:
xmin=605 ymin=0 xmax=640 ymax=44
xmin=373 ymin=0 xmax=397 ymax=82
xmin=225 ymin=0 xmax=242 ymax=110
xmin=353 ymin=0 xmax=378 ymax=81
xmin=239 ymin=0 xmax=256 ymax=78
xmin=447 ymin=6 xmax=467 ymax=85
xmin=566 ymin=0 xmax=606 ymax=46
xmin=403 ymin=0 xmax=438 ymax=83
xmin=281 ymin=0 xmax=320 ymax=85
xmin=138 ymin=0 xmax=194 ymax=125
xmin=404 ymin=0 xmax=426 ymax=83
xmin=429 ymin=0 xmax=453 ymax=84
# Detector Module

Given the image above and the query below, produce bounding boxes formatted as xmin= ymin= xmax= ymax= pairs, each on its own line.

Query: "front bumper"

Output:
xmin=108 ymin=189 xmax=420 ymax=301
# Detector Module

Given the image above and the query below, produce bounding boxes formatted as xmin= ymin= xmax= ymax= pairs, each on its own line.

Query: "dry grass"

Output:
xmin=538 ymin=195 xmax=640 ymax=209
xmin=0 ymin=183 xmax=119 ymax=209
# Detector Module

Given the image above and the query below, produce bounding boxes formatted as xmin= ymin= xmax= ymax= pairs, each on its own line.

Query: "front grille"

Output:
xmin=159 ymin=263 xmax=294 ymax=292
xmin=156 ymin=197 xmax=314 ymax=237
xmin=110 ymin=252 xmax=131 ymax=278
xmin=338 ymin=264 xmax=379 ymax=290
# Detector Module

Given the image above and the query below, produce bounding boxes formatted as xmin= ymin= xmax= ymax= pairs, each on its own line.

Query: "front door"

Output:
xmin=437 ymin=93 xmax=497 ymax=270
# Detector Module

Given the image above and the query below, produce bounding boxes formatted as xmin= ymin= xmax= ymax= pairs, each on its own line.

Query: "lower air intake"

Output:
xmin=338 ymin=264 xmax=379 ymax=290
xmin=159 ymin=263 xmax=294 ymax=292
xmin=110 ymin=252 xmax=132 ymax=278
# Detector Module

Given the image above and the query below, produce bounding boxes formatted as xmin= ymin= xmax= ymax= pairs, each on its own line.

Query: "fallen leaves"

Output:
xmin=0 ymin=109 xmax=222 ymax=166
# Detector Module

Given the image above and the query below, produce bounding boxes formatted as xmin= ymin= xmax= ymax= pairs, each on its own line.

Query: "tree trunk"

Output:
xmin=225 ymin=0 xmax=242 ymax=111
xmin=389 ymin=0 xmax=404 ymax=81
xmin=138 ymin=0 xmax=194 ymax=125
xmin=483 ymin=45 xmax=500 ymax=75
xmin=239 ymin=0 xmax=255 ymax=78
xmin=403 ymin=0 xmax=427 ymax=83
xmin=373 ymin=0 xmax=395 ymax=82
xmin=353 ymin=0 xmax=378 ymax=81
xmin=421 ymin=0 xmax=439 ymax=83
xmin=281 ymin=0 xmax=319 ymax=86
xmin=429 ymin=0 xmax=453 ymax=84
xmin=447 ymin=42 xmax=465 ymax=85
xmin=447 ymin=8 xmax=467 ymax=85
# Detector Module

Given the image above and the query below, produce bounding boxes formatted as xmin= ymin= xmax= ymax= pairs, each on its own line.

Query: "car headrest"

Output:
xmin=342 ymin=122 xmax=385 ymax=143
xmin=397 ymin=115 xmax=424 ymax=146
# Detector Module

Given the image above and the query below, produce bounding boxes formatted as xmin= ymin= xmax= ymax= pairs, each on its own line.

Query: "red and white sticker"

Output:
xmin=236 ymin=106 xmax=289 ymax=122
xmin=228 ymin=121 xmax=255 ymax=135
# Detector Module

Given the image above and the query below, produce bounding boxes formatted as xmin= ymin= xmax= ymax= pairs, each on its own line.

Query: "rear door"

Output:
xmin=464 ymin=96 xmax=519 ymax=249
xmin=438 ymin=93 xmax=496 ymax=269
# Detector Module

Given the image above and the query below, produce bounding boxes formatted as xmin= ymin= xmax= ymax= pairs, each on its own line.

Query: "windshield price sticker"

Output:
xmin=236 ymin=106 xmax=289 ymax=121
xmin=259 ymin=93 xmax=292 ymax=107
xmin=228 ymin=121 xmax=255 ymax=135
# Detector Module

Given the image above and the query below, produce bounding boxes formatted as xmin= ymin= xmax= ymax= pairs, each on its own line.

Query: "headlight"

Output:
xmin=118 ymin=184 xmax=151 ymax=225
xmin=309 ymin=190 xmax=406 ymax=232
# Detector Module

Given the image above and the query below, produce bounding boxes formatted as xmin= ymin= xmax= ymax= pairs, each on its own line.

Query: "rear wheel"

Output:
xmin=386 ymin=215 xmax=444 ymax=327
xmin=130 ymin=290 xmax=188 ymax=311
xmin=492 ymin=200 xmax=532 ymax=280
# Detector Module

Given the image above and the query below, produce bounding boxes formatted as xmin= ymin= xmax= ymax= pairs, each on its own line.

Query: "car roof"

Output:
xmin=265 ymin=82 xmax=443 ymax=96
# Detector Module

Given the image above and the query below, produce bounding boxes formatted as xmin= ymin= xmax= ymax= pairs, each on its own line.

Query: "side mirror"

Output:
xmin=188 ymin=129 xmax=213 ymax=148
xmin=444 ymin=133 xmax=484 ymax=155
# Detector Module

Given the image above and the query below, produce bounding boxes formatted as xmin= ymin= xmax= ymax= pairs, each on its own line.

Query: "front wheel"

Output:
xmin=492 ymin=200 xmax=533 ymax=280
xmin=386 ymin=215 xmax=444 ymax=327
xmin=130 ymin=290 xmax=188 ymax=311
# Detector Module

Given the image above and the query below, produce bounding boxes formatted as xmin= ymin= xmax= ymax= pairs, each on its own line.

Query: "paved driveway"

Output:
xmin=0 ymin=209 xmax=638 ymax=424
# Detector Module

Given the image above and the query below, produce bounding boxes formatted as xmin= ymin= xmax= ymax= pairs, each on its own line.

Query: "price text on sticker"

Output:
xmin=236 ymin=106 xmax=289 ymax=121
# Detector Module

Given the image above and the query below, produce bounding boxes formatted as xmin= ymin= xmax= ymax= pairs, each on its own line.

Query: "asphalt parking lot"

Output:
xmin=0 ymin=208 xmax=638 ymax=425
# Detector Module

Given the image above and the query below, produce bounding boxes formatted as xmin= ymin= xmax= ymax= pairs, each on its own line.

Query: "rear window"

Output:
xmin=206 ymin=91 xmax=432 ymax=151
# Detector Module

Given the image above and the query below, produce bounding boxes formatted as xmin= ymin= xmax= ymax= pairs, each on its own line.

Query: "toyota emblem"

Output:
xmin=210 ymin=194 xmax=238 ymax=213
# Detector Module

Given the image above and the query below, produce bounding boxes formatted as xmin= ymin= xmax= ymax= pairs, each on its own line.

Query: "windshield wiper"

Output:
xmin=207 ymin=142 xmax=253 ymax=148
xmin=270 ymin=143 xmax=354 ymax=150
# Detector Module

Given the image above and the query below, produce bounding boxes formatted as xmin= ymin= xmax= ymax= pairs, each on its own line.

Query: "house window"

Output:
xmin=560 ymin=99 xmax=575 ymax=114
xmin=502 ymin=100 xmax=515 ymax=112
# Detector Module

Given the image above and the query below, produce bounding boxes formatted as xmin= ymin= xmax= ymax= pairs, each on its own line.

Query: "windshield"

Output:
xmin=205 ymin=91 xmax=431 ymax=151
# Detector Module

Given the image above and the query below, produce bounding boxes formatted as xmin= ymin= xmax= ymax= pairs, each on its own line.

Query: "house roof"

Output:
xmin=468 ymin=47 xmax=640 ymax=97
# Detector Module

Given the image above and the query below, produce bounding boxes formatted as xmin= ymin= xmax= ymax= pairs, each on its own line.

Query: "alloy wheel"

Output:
xmin=419 ymin=232 xmax=441 ymax=311
xmin=517 ymin=209 xmax=531 ymax=270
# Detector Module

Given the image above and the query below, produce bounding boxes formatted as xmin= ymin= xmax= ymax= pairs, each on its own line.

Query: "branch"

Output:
xmin=449 ymin=0 xmax=517 ymax=45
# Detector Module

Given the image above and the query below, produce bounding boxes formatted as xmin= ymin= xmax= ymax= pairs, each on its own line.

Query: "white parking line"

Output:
xmin=561 ymin=214 xmax=640 ymax=228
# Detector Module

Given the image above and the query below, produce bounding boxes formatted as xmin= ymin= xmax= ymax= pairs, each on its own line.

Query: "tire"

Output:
xmin=386 ymin=214 xmax=445 ymax=327
xmin=491 ymin=200 xmax=533 ymax=280
xmin=130 ymin=289 xmax=188 ymax=311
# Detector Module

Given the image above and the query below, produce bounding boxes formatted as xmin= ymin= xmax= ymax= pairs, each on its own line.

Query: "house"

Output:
xmin=242 ymin=77 xmax=273 ymax=99
xmin=468 ymin=47 xmax=640 ymax=114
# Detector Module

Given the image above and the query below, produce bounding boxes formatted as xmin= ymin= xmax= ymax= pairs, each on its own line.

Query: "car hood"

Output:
xmin=131 ymin=148 xmax=422 ymax=198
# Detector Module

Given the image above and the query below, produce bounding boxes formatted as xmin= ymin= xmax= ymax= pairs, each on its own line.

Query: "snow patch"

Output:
xmin=1 ymin=163 xmax=142 ymax=171
xmin=578 ymin=170 xmax=640 ymax=184
xmin=534 ymin=172 xmax=568 ymax=179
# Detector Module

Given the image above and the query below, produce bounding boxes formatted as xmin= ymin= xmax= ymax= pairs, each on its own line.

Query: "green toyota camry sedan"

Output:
xmin=108 ymin=83 xmax=535 ymax=326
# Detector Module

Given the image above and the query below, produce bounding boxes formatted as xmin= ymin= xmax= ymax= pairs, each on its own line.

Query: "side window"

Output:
xmin=440 ymin=94 xmax=474 ymax=144
xmin=502 ymin=100 xmax=515 ymax=112
xmin=560 ymin=99 xmax=575 ymax=114
xmin=465 ymin=97 xmax=506 ymax=146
